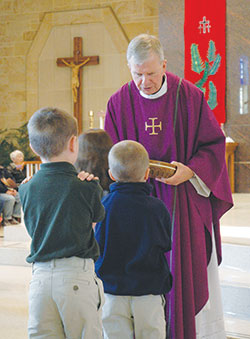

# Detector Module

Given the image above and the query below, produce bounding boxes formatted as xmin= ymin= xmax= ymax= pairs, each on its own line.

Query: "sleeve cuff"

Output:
xmin=189 ymin=173 xmax=210 ymax=197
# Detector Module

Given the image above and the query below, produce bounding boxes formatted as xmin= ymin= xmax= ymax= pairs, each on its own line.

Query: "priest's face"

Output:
xmin=128 ymin=53 xmax=167 ymax=95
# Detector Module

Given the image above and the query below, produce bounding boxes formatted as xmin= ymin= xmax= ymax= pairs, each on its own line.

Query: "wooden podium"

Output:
xmin=225 ymin=142 xmax=238 ymax=193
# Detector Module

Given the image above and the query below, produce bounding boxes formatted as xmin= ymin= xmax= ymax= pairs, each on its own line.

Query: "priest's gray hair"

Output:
xmin=108 ymin=140 xmax=149 ymax=182
xmin=127 ymin=34 xmax=165 ymax=65
xmin=27 ymin=107 xmax=77 ymax=160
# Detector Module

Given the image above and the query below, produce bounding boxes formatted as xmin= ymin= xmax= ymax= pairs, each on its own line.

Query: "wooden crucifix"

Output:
xmin=56 ymin=37 xmax=99 ymax=134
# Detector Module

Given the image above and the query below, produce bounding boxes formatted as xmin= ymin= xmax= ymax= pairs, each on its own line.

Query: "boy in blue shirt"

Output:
xmin=19 ymin=107 xmax=105 ymax=339
xmin=95 ymin=140 xmax=172 ymax=339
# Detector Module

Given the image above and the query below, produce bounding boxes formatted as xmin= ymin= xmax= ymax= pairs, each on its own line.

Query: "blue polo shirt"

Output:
xmin=95 ymin=182 xmax=172 ymax=296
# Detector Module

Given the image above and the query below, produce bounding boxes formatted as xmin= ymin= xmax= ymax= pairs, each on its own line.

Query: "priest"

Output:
xmin=105 ymin=34 xmax=233 ymax=339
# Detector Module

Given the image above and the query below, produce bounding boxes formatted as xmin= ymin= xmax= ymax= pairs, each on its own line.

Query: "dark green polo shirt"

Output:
xmin=19 ymin=162 xmax=105 ymax=263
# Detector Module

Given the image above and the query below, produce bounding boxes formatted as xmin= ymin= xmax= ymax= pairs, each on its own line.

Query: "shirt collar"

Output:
xmin=110 ymin=182 xmax=152 ymax=194
xmin=139 ymin=74 xmax=167 ymax=99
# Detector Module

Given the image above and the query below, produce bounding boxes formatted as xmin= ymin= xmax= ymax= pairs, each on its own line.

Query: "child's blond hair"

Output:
xmin=108 ymin=140 xmax=149 ymax=182
xmin=28 ymin=107 xmax=77 ymax=160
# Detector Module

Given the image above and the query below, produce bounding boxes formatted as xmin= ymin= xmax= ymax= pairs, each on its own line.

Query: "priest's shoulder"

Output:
xmin=108 ymin=82 xmax=130 ymax=103
xmin=181 ymin=77 xmax=204 ymax=99
xmin=166 ymin=71 xmax=203 ymax=99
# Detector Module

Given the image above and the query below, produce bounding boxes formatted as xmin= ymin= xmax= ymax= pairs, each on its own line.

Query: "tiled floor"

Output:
xmin=0 ymin=193 xmax=249 ymax=339
xmin=0 ymin=265 xmax=31 ymax=339
xmin=219 ymin=194 xmax=250 ymax=339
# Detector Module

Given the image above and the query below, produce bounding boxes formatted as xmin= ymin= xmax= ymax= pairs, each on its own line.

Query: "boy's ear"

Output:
xmin=144 ymin=167 xmax=150 ymax=180
xmin=108 ymin=169 xmax=116 ymax=181
xmin=69 ymin=135 xmax=77 ymax=153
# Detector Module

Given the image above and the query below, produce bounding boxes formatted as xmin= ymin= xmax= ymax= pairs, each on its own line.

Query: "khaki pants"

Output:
xmin=28 ymin=257 xmax=104 ymax=339
xmin=102 ymin=293 xmax=166 ymax=339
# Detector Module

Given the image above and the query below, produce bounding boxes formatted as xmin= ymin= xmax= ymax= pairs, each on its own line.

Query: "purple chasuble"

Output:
xmin=105 ymin=71 xmax=233 ymax=339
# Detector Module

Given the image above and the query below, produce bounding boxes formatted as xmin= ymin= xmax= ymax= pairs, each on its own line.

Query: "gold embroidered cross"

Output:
xmin=145 ymin=118 xmax=162 ymax=135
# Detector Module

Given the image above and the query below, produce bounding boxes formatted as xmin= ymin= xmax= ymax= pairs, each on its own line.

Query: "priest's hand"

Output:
xmin=78 ymin=170 xmax=99 ymax=182
xmin=156 ymin=161 xmax=194 ymax=186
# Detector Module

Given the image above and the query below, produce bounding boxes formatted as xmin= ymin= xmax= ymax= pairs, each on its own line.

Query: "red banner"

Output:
xmin=184 ymin=0 xmax=226 ymax=124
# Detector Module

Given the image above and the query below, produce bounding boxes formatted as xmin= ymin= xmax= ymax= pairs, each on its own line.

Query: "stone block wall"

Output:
xmin=0 ymin=0 xmax=159 ymax=129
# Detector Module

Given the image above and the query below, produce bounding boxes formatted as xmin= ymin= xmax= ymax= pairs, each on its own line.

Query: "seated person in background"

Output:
xmin=7 ymin=150 xmax=26 ymax=185
xmin=95 ymin=140 xmax=172 ymax=339
xmin=0 ymin=166 xmax=21 ymax=225
xmin=75 ymin=129 xmax=113 ymax=196
xmin=0 ymin=196 xmax=4 ymax=225
xmin=19 ymin=107 xmax=105 ymax=339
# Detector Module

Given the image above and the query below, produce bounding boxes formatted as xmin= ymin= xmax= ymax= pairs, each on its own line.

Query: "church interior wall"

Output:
xmin=159 ymin=0 xmax=250 ymax=193
xmin=1 ymin=0 xmax=249 ymax=193
xmin=26 ymin=7 xmax=132 ymax=129
xmin=0 ymin=0 xmax=158 ymax=129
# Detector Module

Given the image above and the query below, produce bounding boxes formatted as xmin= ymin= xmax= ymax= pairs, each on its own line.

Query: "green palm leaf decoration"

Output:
xmin=207 ymin=40 xmax=216 ymax=62
xmin=207 ymin=81 xmax=218 ymax=109
xmin=195 ymin=61 xmax=210 ymax=88
xmin=191 ymin=43 xmax=205 ymax=74
xmin=210 ymin=54 xmax=221 ymax=75
xmin=190 ymin=40 xmax=221 ymax=111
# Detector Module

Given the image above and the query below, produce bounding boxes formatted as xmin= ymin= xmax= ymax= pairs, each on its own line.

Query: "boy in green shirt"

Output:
xmin=19 ymin=107 xmax=105 ymax=338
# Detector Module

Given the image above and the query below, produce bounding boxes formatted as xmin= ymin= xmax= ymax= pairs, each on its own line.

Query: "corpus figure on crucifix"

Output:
xmin=56 ymin=37 xmax=99 ymax=134
xmin=61 ymin=58 xmax=90 ymax=102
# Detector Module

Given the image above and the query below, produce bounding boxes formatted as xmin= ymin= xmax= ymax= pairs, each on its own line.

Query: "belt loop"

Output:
xmin=51 ymin=259 xmax=55 ymax=268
